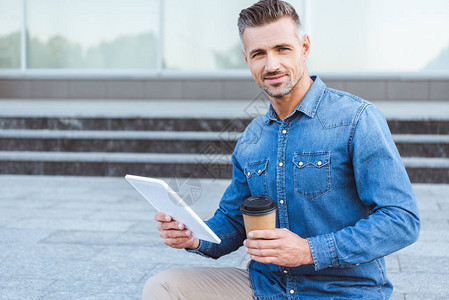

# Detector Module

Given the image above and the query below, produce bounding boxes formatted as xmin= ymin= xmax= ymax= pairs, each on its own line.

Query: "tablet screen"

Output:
xmin=125 ymin=174 xmax=221 ymax=244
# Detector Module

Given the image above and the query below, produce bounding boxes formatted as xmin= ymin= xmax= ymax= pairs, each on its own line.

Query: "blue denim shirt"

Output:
xmin=189 ymin=76 xmax=420 ymax=299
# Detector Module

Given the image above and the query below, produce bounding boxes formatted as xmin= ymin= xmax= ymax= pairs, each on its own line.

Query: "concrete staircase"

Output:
xmin=0 ymin=99 xmax=448 ymax=183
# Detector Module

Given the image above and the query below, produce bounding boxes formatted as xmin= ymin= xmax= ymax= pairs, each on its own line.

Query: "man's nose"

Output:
xmin=265 ymin=53 xmax=280 ymax=73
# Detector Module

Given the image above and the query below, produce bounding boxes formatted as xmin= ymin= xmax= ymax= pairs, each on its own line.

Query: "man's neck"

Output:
xmin=270 ymin=75 xmax=313 ymax=121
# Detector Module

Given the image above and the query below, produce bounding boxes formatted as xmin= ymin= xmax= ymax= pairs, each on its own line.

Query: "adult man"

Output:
xmin=144 ymin=0 xmax=420 ymax=299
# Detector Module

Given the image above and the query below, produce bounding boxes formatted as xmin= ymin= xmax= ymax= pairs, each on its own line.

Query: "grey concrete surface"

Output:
xmin=1 ymin=99 xmax=449 ymax=120
xmin=0 ymin=175 xmax=448 ymax=299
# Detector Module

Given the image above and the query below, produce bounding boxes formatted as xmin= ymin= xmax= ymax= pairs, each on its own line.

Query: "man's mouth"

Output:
xmin=264 ymin=74 xmax=287 ymax=84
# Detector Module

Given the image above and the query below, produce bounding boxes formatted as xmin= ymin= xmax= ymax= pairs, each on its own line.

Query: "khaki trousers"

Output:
xmin=142 ymin=267 xmax=253 ymax=300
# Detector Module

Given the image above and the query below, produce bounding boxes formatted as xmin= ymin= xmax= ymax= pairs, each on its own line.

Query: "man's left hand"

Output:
xmin=243 ymin=228 xmax=314 ymax=267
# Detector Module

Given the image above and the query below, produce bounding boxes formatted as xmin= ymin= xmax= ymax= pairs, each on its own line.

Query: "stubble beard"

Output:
xmin=261 ymin=74 xmax=302 ymax=99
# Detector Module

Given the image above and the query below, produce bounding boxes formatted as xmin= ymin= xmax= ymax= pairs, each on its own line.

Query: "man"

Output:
xmin=143 ymin=0 xmax=420 ymax=299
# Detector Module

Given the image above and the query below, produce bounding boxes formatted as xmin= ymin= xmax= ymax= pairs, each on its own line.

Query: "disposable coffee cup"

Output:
xmin=240 ymin=195 xmax=277 ymax=237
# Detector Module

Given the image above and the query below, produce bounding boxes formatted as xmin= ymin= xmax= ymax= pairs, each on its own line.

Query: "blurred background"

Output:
xmin=1 ymin=0 xmax=449 ymax=73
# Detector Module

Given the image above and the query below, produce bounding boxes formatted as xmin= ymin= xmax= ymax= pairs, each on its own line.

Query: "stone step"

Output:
xmin=1 ymin=116 xmax=449 ymax=134
xmin=401 ymin=157 xmax=449 ymax=183
xmin=0 ymin=152 xmax=232 ymax=179
xmin=0 ymin=130 xmax=447 ymax=158
xmin=0 ymin=116 xmax=251 ymax=132
xmin=387 ymin=120 xmax=449 ymax=135
xmin=0 ymin=151 xmax=447 ymax=183
xmin=394 ymin=134 xmax=449 ymax=158
xmin=0 ymin=130 xmax=239 ymax=154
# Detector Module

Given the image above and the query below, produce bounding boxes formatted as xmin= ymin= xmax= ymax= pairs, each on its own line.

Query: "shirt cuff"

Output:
xmin=307 ymin=233 xmax=339 ymax=271
xmin=185 ymin=240 xmax=215 ymax=259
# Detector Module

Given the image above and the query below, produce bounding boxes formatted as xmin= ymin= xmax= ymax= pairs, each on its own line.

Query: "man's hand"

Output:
xmin=243 ymin=228 xmax=314 ymax=267
xmin=155 ymin=212 xmax=200 ymax=250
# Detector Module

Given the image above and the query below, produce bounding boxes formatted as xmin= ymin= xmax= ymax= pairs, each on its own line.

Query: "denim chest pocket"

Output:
xmin=293 ymin=152 xmax=331 ymax=199
xmin=244 ymin=160 xmax=269 ymax=195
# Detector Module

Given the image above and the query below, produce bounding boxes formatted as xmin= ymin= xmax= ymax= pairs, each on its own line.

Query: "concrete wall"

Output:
xmin=0 ymin=76 xmax=448 ymax=100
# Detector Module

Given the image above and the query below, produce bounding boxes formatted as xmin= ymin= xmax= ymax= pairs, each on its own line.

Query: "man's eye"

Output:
xmin=252 ymin=52 xmax=263 ymax=58
xmin=279 ymin=48 xmax=289 ymax=52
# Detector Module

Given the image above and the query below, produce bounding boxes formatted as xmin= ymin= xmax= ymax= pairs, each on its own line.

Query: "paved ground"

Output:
xmin=0 ymin=175 xmax=448 ymax=299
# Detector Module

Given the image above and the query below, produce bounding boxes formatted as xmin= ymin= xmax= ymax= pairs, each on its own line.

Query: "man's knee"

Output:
xmin=142 ymin=268 xmax=186 ymax=300
xmin=143 ymin=267 xmax=253 ymax=300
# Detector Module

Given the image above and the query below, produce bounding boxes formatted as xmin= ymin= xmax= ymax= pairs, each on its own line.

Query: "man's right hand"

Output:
xmin=155 ymin=212 xmax=200 ymax=250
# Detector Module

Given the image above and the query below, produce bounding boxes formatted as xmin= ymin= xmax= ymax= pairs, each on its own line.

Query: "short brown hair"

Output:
xmin=238 ymin=0 xmax=302 ymax=41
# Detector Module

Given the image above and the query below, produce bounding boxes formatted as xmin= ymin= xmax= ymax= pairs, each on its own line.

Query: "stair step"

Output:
xmin=393 ymin=134 xmax=449 ymax=143
xmin=0 ymin=129 xmax=241 ymax=140
xmin=401 ymin=157 xmax=449 ymax=183
xmin=2 ymin=131 xmax=448 ymax=142
xmin=393 ymin=134 xmax=449 ymax=158
xmin=387 ymin=120 xmax=449 ymax=135
xmin=0 ymin=152 xmax=447 ymax=183
xmin=0 ymin=151 xmax=231 ymax=163
xmin=1 ymin=116 xmax=448 ymax=134
xmin=0 ymin=130 xmax=239 ymax=154
xmin=0 ymin=117 xmax=251 ymax=132
xmin=0 ymin=152 xmax=232 ymax=178
xmin=0 ymin=131 xmax=447 ymax=157
xmin=401 ymin=157 xmax=449 ymax=168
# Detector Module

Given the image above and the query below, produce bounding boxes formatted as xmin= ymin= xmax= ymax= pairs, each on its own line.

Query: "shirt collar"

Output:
xmin=265 ymin=75 xmax=326 ymax=123
xmin=294 ymin=75 xmax=326 ymax=118
xmin=267 ymin=104 xmax=279 ymax=123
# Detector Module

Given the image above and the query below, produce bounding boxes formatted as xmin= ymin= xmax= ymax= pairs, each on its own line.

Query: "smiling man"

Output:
xmin=143 ymin=1 xmax=420 ymax=299
xmin=242 ymin=15 xmax=312 ymax=116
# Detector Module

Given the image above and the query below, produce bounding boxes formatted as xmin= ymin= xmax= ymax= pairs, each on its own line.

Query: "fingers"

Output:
xmin=154 ymin=212 xmax=194 ymax=249
xmin=245 ymin=246 xmax=278 ymax=258
xmin=161 ymin=231 xmax=193 ymax=249
xmin=244 ymin=238 xmax=279 ymax=250
xmin=159 ymin=226 xmax=194 ymax=249
xmin=158 ymin=221 xmax=185 ymax=231
xmin=155 ymin=213 xmax=186 ymax=230
xmin=163 ymin=236 xmax=195 ymax=249
xmin=250 ymin=255 xmax=278 ymax=265
xmin=154 ymin=212 xmax=171 ymax=222
xmin=160 ymin=228 xmax=192 ymax=239
xmin=243 ymin=229 xmax=313 ymax=267
xmin=244 ymin=237 xmax=280 ymax=264
xmin=154 ymin=212 xmax=201 ymax=250
xmin=247 ymin=228 xmax=286 ymax=240
xmin=243 ymin=230 xmax=286 ymax=256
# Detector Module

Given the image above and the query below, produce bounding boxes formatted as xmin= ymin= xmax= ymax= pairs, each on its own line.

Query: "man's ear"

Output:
xmin=302 ymin=34 xmax=311 ymax=59
xmin=241 ymin=49 xmax=248 ymax=65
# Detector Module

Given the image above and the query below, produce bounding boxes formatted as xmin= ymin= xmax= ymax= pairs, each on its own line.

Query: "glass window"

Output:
xmin=27 ymin=0 xmax=159 ymax=69
xmin=4 ymin=0 xmax=448 ymax=73
xmin=163 ymin=0 xmax=305 ymax=71
xmin=0 ymin=0 xmax=21 ymax=69
xmin=306 ymin=0 xmax=449 ymax=73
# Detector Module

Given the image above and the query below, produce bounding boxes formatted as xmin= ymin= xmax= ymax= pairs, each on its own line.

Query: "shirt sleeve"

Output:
xmin=186 ymin=137 xmax=251 ymax=259
xmin=307 ymin=103 xmax=420 ymax=271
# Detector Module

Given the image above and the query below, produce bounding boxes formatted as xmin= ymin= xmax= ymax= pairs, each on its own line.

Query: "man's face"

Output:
xmin=242 ymin=17 xmax=310 ymax=99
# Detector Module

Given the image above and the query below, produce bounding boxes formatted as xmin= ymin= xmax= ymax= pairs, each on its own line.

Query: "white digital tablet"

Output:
xmin=125 ymin=174 xmax=221 ymax=244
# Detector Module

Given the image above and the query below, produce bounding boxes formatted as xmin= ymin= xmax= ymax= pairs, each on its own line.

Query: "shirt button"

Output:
xmin=258 ymin=170 xmax=262 ymax=174
xmin=247 ymin=172 xmax=251 ymax=177
xmin=317 ymin=161 xmax=322 ymax=166
xmin=279 ymin=200 xmax=284 ymax=205
xmin=278 ymin=162 xmax=284 ymax=167
xmin=298 ymin=161 xmax=304 ymax=166
xmin=282 ymin=129 xmax=287 ymax=134
xmin=283 ymin=269 xmax=288 ymax=274
xmin=290 ymin=289 xmax=295 ymax=294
